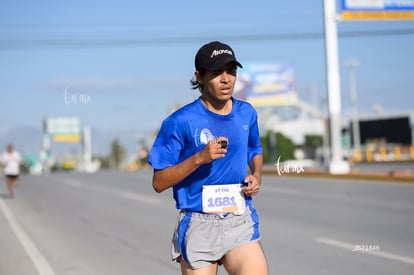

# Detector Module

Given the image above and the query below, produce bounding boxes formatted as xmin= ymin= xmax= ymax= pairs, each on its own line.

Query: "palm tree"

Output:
xmin=110 ymin=139 xmax=125 ymax=169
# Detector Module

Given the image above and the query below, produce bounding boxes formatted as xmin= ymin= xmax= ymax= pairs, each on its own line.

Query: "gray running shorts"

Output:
xmin=171 ymin=205 xmax=261 ymax=269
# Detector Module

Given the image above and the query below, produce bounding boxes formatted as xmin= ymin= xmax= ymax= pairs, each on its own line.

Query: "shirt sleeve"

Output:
xmin=247 ymin=109 xmax=263 ymax=164
xmin=148 ymin=117 xmax=184 ymax=170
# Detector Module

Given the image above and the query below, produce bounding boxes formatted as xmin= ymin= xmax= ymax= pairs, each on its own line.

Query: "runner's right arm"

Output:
xmin=152 ymin=140 xmax=227 ymax=193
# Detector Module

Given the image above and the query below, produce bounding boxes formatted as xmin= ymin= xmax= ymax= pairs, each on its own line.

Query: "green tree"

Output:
xmin=110 ymin=139 xmax=125 ymax=169
xmin=304 ymin=135 xmax=323 ymax=159
xmin=275 ymin=132 xmax=295 ymax=162
xmin=261 ymin=131 xmax=295 ymax=164
xmin=95 ymin=155 xmax=110 ymax=169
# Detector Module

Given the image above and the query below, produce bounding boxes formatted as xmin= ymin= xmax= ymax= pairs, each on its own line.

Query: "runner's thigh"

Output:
xmin=221 ymin=241 xmax=268 ymax=275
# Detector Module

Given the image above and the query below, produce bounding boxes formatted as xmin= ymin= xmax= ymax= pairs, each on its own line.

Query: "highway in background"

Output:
xmin=1 ymin=170 xmax=413 ymax=275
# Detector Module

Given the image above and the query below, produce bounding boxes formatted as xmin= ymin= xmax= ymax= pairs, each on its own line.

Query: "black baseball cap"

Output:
xmin=195 ymin=41 xmax=243 ymax=72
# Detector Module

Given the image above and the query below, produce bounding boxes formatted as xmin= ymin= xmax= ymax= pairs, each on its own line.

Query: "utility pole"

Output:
xmin=309 ymin=83 xmax=319 ymax=114
xmin=323 ymin=0 xmax=350 ymax=174
xmin=83 ymin=125 xmax=92 ymax=172
xmin=343 ymin=59 xmax=361 ymax=153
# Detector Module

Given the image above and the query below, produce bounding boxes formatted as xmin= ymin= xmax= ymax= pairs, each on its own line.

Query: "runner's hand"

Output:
xmin=197 ymin=137 xmax=228 ymax=164
xmin=242 ymin=174 xmax=261 ymax=196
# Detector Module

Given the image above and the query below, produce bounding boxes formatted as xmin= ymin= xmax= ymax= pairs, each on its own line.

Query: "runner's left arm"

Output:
xmin=243 ymin=154 xmax=263 ymax=196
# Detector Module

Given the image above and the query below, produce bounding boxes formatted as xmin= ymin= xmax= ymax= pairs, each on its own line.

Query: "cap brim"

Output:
xmin=234 ymin=61 xmax=243 ymax=69
xmin=204 ymin=57 xmax=243 ymax=71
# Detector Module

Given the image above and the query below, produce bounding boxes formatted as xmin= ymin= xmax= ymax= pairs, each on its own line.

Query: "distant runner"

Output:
xmin=1 ymin=144 xmax=22 ymax=198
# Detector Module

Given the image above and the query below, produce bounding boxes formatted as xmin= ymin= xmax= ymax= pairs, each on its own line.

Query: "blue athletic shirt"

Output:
xmin=148 ymin=97 xmax=262 ymax=212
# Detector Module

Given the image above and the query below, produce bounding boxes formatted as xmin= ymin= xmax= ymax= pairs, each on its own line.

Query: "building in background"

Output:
xmin=234 ymin=62 xmax=414 ymax=165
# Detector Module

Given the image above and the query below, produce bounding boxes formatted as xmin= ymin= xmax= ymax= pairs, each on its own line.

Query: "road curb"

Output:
xmin=262 ymin=166 xmax=414 ymax=184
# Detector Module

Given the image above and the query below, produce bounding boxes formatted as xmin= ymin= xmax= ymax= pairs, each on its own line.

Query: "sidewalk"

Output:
xmin=262 ymin=163 xmax=414 ymax=183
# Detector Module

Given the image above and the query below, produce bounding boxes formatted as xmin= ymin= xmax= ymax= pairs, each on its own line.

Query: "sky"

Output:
xmin=1 ymin=0 xmax=414 ymax=156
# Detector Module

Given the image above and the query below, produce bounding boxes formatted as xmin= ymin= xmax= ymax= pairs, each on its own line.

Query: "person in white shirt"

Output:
xmin=1 ymin=144 xmax=22 ymax=198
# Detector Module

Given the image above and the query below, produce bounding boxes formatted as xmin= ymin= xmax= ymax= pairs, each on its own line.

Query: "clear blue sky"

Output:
xmin=1 ymin=0 xmax=414 ymax=155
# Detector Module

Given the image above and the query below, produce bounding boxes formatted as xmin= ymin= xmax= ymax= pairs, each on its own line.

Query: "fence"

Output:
xmin=349 ymin=145 xmax=414 ymax=163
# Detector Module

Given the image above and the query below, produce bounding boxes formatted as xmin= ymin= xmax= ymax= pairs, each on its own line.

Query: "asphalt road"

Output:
xmin=1 ymin=170 xmax=413 ymax=275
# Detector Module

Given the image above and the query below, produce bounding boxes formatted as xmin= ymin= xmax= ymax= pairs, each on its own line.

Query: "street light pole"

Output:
xmin=344 ymin=59 xmax=361 ymax=154
xmin=323 ymin=0 xmax=350 ymax=174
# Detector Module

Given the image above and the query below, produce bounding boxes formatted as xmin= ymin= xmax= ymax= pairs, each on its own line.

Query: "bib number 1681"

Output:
xmin=207 ymin=196 xmax=236 ymax=208
xmin=202 ymin=184 xmax=246 ymax=214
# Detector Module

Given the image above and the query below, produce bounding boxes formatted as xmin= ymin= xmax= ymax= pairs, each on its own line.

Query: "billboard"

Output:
xmin=358 ymin=116 xmax=412 ymax=145
xmin=45 ymin=117 xmax=82 ymax=143
xmin=341 ymin=0 xmax=414 ymax=20
xmin=234 ymin=63 xmax=297 ymax=106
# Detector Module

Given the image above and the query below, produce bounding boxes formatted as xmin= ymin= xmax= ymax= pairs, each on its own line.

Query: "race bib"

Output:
xmin=202 ymin=184 xmax=246 ymax=215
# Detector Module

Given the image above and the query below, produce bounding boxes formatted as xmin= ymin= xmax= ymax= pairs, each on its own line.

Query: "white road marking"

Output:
xmin=120 ymin=191 xmax=160 ymax=204
xmin=61 ymin=178 xmax=162 ymax=205
xmin=315 ymin=237 xmax=414 ymax=265
xmin=62 ymin=179 xmax=160 ymax=205
xmin=0 ymin=199 xmax=57 ymax=275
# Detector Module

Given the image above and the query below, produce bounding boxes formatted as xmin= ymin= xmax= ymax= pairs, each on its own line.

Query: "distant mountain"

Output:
xmin=0 ymin=125 xmax=43 ymax=156
xmin=0 ymin=125 xmax=145 ymax=158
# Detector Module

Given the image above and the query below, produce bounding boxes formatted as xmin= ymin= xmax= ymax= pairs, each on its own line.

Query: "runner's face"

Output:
xmin=198 ymin=63 xmax=237 ymax=102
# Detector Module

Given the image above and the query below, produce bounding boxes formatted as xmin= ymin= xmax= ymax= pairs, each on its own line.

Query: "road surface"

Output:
xmin=1 ymin=170 xmax=413 ymax=274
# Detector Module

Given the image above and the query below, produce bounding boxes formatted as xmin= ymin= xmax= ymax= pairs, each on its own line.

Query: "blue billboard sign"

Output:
xmin=341 ymin=0 xmax=414 ymax=19
xmin=234 ymin=63 xmax=297 ymax=106
xmin=342 ymin=0 xmax=414 ymax=10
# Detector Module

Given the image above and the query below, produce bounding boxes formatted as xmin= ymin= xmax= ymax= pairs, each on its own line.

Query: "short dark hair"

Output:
xmin=190 ymin=69 xmax=206 ymax=93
